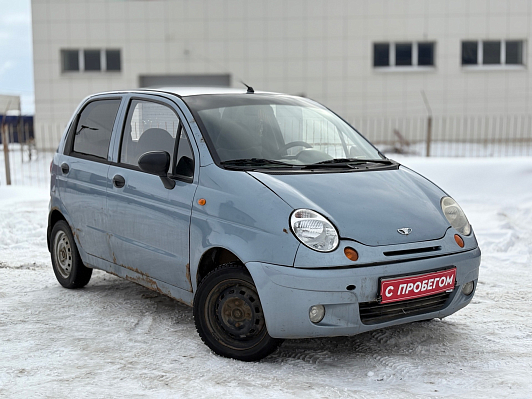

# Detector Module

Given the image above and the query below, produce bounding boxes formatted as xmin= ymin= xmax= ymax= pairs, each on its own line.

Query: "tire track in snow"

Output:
xmin=130 ymin=315 xmax=154 ymax=335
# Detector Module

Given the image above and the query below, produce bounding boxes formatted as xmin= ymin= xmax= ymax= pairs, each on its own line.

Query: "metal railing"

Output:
xmin=1 ymin=123 xmax=53 ymax=187
xmin=351 ymin=114 xmax=532 ymax=157
xmin=2 ymin=115 xmax=532 ymax=187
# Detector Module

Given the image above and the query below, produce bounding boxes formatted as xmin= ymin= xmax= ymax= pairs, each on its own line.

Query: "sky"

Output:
xmin=0 ymin=0 xmax=33 ymax=115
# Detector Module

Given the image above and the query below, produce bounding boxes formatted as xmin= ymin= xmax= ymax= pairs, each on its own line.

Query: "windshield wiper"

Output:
xmin=221 ymin=158 xmax=296 ymax=169
xmin=313 ymin=158 xmax=393 ymax=166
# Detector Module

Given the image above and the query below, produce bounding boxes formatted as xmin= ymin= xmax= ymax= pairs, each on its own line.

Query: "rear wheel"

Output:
xmin=50 ymin=220 xmax=92 ymax=288
xmin=193 ymin=263 xmax=282 ymax=361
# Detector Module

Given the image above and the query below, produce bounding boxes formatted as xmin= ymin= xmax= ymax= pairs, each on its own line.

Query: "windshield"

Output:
xmin=184 ymin=94 xmax=383 ymax=168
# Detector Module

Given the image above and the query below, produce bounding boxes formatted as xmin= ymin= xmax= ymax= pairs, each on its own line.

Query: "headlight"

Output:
xmin=441 ymin=197 xmax=471 ymax=236
xmin=290 ymin=209 xmax=339 ymax=252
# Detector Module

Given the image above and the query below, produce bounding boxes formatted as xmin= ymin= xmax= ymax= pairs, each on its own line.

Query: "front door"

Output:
xmin=106 ymin=98 xmax=196 ymax=291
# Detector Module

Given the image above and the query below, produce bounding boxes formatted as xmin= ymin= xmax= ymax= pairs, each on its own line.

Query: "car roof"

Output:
xmin=151 ymin=86 xmax=272 ymax=97
xmin=93 ymin=87 xmax=278 ymax=98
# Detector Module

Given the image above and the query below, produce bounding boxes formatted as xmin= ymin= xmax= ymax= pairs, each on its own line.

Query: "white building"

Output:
xmin=32 ymin=0 xmax=532 ymax=150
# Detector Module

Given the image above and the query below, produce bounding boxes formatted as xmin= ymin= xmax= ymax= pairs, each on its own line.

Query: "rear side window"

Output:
xmin=120 ymin=100 xmax=180 ymax=171
xmin=73 ymin=99 xmax=121 ymax=159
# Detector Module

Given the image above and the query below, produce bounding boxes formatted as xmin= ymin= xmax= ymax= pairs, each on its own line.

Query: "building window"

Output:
xmin=373 ymin=43 xmax=389 ymax=67
xmin=506 ymin=41 xmax=523 ymax=64
xmin=395 ymin=43 xmax=412 ymax=66
xmin=106 ymin=50 xmax=121 ymax=71
xmin=61 ymin=50 xmax=80 ymax=72
xmin=84 ymin=50 xmax=101 ymax=71
xmin=373 ymin=42 xmax=435 ymax=69
xmin=61 ymin=49 xmax=122 ymax=72
xmin=461 ymin=40 xmax=525 ymax=66
xmin=461 ymin=41 xmax=478 ymax=65
xmin=418 ymin=43 xmax=435 ymax=66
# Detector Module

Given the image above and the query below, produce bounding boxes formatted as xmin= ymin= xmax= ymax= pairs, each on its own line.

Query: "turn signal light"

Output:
xmin=344 ymin=247 xmax=359 ymax=261
xmin=454 ymin=234 xmax=464 ymax=248
xmin=198 ymin=198 xmax=206 ymax=206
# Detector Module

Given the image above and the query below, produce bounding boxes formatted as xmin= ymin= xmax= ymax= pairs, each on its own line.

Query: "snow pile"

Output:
xmin=1 ymin=157 xmax=532 ymax=398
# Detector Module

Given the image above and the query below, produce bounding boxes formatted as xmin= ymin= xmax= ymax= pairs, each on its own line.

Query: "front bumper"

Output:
xmin=246 ymin=247 xmax=481 ymax=339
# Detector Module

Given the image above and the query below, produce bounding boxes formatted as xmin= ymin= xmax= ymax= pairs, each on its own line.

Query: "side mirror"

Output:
xmin=138 ymin=151 xmax=175 ymax=189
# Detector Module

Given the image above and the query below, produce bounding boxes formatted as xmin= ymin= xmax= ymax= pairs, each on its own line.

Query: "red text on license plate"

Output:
xmin=380 ymin=268 xmax=456 ymax=304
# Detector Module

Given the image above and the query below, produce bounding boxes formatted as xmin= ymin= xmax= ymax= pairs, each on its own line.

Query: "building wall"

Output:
xmin=32 ymin=0 xmax=532 ymax=148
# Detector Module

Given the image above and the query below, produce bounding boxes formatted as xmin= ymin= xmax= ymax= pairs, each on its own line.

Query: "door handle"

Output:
xmin=113 ymin=174 xmax=126 ymax=188
xmin=60 ymin=163 xmax=70 ymax=174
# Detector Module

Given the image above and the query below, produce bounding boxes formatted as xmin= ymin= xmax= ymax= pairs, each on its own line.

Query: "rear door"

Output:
xmin=106 ymin=96 xmax=197 ymax=291
xmin=58 ymin=97 xmax=122 ymax=261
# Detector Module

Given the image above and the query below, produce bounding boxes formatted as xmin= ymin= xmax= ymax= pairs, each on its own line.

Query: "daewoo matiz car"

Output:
xmin=48 ymin=87 xmax=481 ymax=361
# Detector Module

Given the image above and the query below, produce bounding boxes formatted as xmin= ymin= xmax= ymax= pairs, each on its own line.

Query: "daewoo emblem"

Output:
xmin=397 ymin=228 xmax=412 ymax=235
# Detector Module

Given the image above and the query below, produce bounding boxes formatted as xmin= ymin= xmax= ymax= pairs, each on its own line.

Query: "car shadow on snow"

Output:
xmin=79 ymin=270 xmax=472 ymax=368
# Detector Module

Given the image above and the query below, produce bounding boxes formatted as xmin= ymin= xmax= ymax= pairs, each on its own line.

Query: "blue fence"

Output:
xmin=0 ymin=115 xmax=34 ymax=144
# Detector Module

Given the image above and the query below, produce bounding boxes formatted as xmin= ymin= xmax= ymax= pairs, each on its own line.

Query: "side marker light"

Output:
xmin=344 ymin=247 xmax=359 ymax=261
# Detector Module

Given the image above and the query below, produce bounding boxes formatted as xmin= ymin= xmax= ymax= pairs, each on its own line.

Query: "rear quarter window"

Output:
xmin=72 ymin=99 xmax=121 ymax=159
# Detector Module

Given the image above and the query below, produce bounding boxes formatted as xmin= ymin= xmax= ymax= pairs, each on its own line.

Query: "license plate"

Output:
xmin=379 ymin=268 xmax=456 ymax=304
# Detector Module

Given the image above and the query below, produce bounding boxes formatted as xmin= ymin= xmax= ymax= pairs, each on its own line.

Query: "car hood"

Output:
xmin=249 ymin=166 xmax=450 ymax=246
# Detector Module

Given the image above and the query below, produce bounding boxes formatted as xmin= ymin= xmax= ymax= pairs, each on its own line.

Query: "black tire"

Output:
xmin=193 ymin=263 xmax=282 ymax=361
xmin=50 ymin=220 xmax=92 ymax=289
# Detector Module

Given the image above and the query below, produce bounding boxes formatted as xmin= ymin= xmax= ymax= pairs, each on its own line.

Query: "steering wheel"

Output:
xmin=278 ymin=141 xmax=313 ymax=156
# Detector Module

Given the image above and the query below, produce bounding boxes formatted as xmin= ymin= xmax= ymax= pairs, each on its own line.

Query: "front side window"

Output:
xmin=174 ymin=130 xmax=195 ymax=179
xmin=120 ymin=100 xmax=180 ymax=171
xmin=185 ymin=95 xmax=383 ymax=169
xmin=72 ymin=99 xmax=121 ymax=159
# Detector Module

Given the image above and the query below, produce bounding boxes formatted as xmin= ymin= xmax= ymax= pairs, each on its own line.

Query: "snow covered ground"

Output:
xmin=1 ymin=157 xmax=532 ymax=398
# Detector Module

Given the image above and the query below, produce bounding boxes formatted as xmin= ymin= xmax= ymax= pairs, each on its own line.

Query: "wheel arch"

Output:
xmin=47 ymin=209 xmax=68 ymax=251
xmin=195 ymin=247 xmax=244 ymax=289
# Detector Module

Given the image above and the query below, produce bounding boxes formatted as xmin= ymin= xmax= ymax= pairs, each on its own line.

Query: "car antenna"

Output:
xmin=241 ymin=81 xmax=254 ymax=94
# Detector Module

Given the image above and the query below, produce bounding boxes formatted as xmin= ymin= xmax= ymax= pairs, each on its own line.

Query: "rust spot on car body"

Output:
xmin=105 ymin=268 xmax=163 ymax=295
xmin=121 ymin=265 xmax=152 ymax=278
xmin=125 ymin=274 xmax=161 ymax=293
xmin=185 ymin=263 xmax=193 ymax=292
xmin=72 ymin=227 xmax=80 ymax=239
xmin=71 ymin=227 xmax=83 ymax=248
xmin=283 ymin=228 xmax=289 ymax=234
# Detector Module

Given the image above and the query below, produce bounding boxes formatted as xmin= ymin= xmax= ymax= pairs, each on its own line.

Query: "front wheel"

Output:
xmin=50 ymin=220 xmax=92 ymax=289
xmin=193 ymin=263 xmax=282 ymax=361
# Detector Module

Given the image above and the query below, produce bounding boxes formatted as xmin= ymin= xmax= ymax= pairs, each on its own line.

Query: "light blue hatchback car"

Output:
xmin=48 ymin=87 xmax=481 ymax=361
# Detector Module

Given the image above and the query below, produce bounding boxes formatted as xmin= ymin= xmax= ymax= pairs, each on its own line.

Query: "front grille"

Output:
xmin=383 ymin=246 xmax=441 ymax=257
xmin=359 ymin=291 xmax=451 ymax=325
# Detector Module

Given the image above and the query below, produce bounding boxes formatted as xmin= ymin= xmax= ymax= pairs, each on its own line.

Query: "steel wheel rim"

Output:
xmin=206 ymin=280 xmax=266 ymax=349
xmin=54 ymin=231 xmax=72 ymax=279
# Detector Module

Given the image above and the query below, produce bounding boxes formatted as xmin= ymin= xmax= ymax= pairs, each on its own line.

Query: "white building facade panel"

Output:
xmin=31 ymin=0 xmax=532 ymax=148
